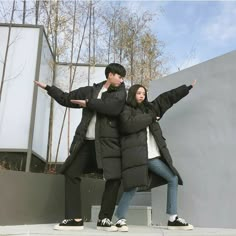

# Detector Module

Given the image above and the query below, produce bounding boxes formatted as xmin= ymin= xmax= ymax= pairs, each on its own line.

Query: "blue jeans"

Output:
xmin=115 ymin=158 xmax=178 ymax=219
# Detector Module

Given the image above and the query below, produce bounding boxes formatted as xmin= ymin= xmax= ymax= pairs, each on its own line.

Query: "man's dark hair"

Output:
xmin=105 ymin=63 xmax=126 ymax=78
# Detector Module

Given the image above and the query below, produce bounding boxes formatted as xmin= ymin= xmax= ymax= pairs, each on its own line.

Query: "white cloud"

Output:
xmin=202 ymin=2 xmax=236 ymax=43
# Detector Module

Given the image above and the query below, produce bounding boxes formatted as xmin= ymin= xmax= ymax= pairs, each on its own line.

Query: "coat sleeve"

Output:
xmin=119 ymin=107 xmax=154 ymax=134
xmin=86 ymin=89 xmax=126 ymax=116
xmin=46 ymin=85 xmax=91 ymax=108
xmin=151 ymin=85 xmax=191 ymax=118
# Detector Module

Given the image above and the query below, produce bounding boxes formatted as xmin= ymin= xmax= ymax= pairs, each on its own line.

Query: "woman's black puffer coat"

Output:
xmin=119 ymin=85 xmax=192 ymax=191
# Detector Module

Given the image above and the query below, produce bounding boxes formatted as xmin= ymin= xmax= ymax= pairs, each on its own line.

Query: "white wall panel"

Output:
xmin=0 ymin=26 xmax=39 ymax=149
xmin=32 ymin=33 xmax=53 ymax=160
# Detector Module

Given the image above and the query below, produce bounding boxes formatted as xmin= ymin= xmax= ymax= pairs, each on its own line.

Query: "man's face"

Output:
xmin=108 ymin=73 xmax=124 ymax=87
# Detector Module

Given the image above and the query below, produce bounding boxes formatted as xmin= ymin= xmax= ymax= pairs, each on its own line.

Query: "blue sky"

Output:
xmin=122 ymin=1 xmax=236 ymax=74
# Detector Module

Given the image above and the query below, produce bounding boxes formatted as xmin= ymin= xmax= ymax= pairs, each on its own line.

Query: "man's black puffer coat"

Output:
xmin=46 ymin=81 xmax=126 ymax=180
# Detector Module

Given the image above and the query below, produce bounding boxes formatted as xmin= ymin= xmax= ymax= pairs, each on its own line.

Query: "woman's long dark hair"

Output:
xmin=126 ymin=84 xmax=156 ymax=114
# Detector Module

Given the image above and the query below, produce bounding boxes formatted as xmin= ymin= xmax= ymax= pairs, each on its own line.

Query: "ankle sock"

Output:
xmin=74 ymin=219 xmax=82 ymax=222
xmin=169 ymin=214 xmax=177 ymax=222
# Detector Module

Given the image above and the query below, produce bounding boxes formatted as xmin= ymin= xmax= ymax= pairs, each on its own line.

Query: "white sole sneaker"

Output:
xmin=168 ymin=224 xmax=194 ymax=230
xmin=54 ymin=224 xmax=84 ymax=231
xmin=117 ymin=226 xmax=129 ymax=232
xmin=97 ymin=226 xmax=118 ymax=232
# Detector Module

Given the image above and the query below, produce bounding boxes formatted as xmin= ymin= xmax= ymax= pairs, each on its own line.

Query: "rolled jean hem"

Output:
xmin=166 ymin=210 xmax=177 ymax=215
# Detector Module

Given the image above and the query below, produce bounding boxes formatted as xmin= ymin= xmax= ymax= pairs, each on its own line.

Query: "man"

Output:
xmin=34 ymin=63 xmax=126 ymax=232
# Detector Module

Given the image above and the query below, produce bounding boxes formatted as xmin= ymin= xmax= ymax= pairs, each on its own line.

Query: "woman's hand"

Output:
xmin=34 ymin=81 xmax=46 ymax=89
xmin=192 ymin=80 xmax=197 ymax=87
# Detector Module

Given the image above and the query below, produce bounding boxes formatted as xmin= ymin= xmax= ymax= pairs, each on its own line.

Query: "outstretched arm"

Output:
xmin=152 ymin=80 xmax=196 ymax=118
xmin=34 ymin=81 xmax=90 ymax=108
xmin=70 ymin=87 xmax=127 ymax=116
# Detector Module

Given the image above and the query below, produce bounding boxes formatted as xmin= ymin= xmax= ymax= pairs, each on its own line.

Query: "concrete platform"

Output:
xmin=0 ymin=223 xmax=236 ymax=236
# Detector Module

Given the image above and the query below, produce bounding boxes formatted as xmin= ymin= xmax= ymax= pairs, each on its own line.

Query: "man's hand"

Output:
xmin=192 ymin=80 xmax=197 ymax=87
xmin=34 ymin=81 xmax=46 ymax=89
xmin=70 ymin=100 xmax=87 ymax=108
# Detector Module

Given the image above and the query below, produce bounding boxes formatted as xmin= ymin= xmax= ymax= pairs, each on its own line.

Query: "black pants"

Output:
xmin=64 ymin=140 xmax=121 ymax=220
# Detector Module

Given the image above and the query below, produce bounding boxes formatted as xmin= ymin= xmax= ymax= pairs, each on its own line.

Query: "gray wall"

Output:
xmin=0 ymin=170 xmax=64 ymax=225
xmin=149 ymin=51 xmax=236 ymax=228
xmin=0 ymin=170 xmax=105 ymax=225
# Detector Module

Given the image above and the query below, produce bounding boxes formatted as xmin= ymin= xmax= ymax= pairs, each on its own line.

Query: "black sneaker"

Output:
xmin=54 ymin=219 xmax=84 ymax=230
xmin=168 ymin=216 xmax=194 ymax=230
xmin=115 ymin=218 xmax=129 ymax=232
xmin=97 ymin=218 xmax=118 ymax=232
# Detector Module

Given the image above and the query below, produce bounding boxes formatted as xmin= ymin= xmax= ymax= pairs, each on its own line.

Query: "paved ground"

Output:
xmin=0 ymin=223 xmax=236 ymax=236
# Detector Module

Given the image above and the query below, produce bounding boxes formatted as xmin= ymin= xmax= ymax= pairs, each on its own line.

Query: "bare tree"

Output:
xmin=0 ymin=1 xmax=12 ymax=22
xmin=36 ymin=0 xmax=93 ymax=172
xmin=51 ymin=1 xmax=91 ymax=171
xmin=92 ymin=5 xmax=96 ymax=64
xmin=67 ymin=0 xmax=77 ymax=156
xmin=98 ymin=3 xmax=164 ymax=87
xmin=0 ymin=0 xmax=166 ymax=80
xmin=22 ymin=0 xmax=26 ymax=24
xmin=138 ymin=33 xmax=163 ymax=87
xmin=35 ymin=0 xmax=40 ymax=25
xmin=99 ymin=3 xmax=125 ymax=64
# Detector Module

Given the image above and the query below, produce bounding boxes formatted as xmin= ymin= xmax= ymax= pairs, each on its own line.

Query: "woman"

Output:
xmin=114 ymin=81 xmax=196 ymax=232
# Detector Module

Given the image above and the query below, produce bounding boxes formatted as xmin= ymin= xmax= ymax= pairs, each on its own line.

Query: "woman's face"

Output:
xmin=135 ymin=87 xmax=146 ymax=103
